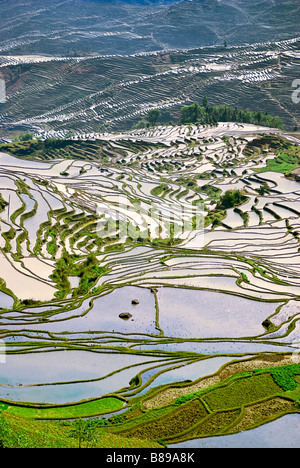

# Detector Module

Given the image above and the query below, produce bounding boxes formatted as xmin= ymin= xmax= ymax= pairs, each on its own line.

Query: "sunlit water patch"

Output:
xmin=0 ymin=291 xmax=14 ymax=309
xmin=157 ymin=288 xmax=282 ymax=339
xmin=47 ymin=286 xmax=159 ymax=335
xmin=0 ymin=350 xmax=170 ymax=403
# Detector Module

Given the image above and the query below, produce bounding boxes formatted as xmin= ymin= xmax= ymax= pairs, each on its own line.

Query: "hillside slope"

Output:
xmin=0 ymin=0 xmax=298 ymax=56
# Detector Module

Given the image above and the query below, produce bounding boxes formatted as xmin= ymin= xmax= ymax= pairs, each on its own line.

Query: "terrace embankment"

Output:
xmin=142 ymin=354 xmax=295 ymax=410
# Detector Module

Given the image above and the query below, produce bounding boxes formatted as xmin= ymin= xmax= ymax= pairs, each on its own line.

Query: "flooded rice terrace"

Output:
xmin=0 ymin=123 xmax=299 ymax=444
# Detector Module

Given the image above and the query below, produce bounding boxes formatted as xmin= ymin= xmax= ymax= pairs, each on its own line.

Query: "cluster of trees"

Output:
xmin=132 ymin=97 xmax=284 ymax=130
xmin=180 ymin=98 xmax=284 ymax=129
xmin=14 ymin=133 xmax=34 ymax=142
xmin=217 ymin=189 xmax=246 ymax=210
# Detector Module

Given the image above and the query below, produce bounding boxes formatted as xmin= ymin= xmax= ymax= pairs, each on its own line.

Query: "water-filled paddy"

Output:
xmin=19 ymin=286 xmax=159 ymax=335
xmin=138 ymin=356 xmax=242 ymax=394
xmin=157 ymin=288 xmax=281 ymax=338
xmin=0 ymin=253 xmax=56 ymax=301
xmin=134 ymin=341 xmax=293 ymax=355
xmin=0 ymin=350 xmax=170 ymax=403
xmin=0 ymin=152 xmax=54 ymax=170
xmin=89 ymin=286 xmax=158 ymax=335
xmin=0 ymin=291 xmax=14 ymax=309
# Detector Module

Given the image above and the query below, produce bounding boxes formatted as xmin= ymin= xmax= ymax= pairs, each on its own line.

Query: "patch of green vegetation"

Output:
xmin=1 ymin=396 xmax=125 ymax=420
xmin=150 ymin=184 xmax=169 ymax=197
xmin=0 ymin=194 xmax=8 ymax=212
xmin=200 ymin=184 xmax=221 ymax=200
xmin=202 ymin=374 xmax=282 ymax=411
xmin=203 ymin=189 xmax=248 ymax=228
xmin=2 ymin=227 xmax=17 ymax=252
xmin=244 ymin=135 xmax=300 ymax=175
xmin=261 ymin=152 xmax=299 ymax=174
xmin=271 ymin=369 xmax=298 ymax=392
xmin=107 ymin=399 xmax=208 ymax=442
xmin=0 ymin=411 xmax=162 ymax=448
xmin=204 ymin=209 xmax=227 ymax=228
xmin=244 ymin=134 xmax=298 ymax=157
xmin=151 ymin=238 xmax=182 ymax=247
xmin=240 ymin=272 xmax=250 ymax=283
xmin=0 ymin=411 xmax=77 ymax=448
xmin=174 ymin=393 xmax=198 ymax=406
xmin=185 ymin=408 xmax=240 ymax=440
xmin=254 ymin=364 xmax=300 ymax=392
xmin=217 ymin=189 xmax=248 ymax=210
xmin=50 ymin=250 xmax=107 ymax=299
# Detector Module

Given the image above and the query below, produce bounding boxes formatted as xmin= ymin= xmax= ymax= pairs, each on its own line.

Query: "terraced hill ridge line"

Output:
xmin=0 ymin=37 xmax=299 ymax=138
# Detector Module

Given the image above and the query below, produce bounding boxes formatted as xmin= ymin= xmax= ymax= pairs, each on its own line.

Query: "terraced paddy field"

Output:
xmin=0 ymin=122 xmax=299 ymax=447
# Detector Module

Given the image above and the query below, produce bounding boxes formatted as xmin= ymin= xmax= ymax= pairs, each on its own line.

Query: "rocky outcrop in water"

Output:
xmin=119 ymin=312 xmax=132 ymax=320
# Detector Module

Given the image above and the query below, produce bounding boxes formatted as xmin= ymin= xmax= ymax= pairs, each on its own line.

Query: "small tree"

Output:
xmin=69 ymin=419 xmax=97 ymax=448
xmin=202 ymin=96 xmax=208 ymax=108
xmin=218 ymin=189 xmax=243 ymax=209
xmin=19 ymin=133 xmax=33 ymax=141
xmin=147 ymin=109 xmax=161 ymax=125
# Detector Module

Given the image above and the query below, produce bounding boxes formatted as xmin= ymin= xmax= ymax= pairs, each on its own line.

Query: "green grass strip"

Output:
xmin=0 ymin=396 xmax=125 ymax=420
